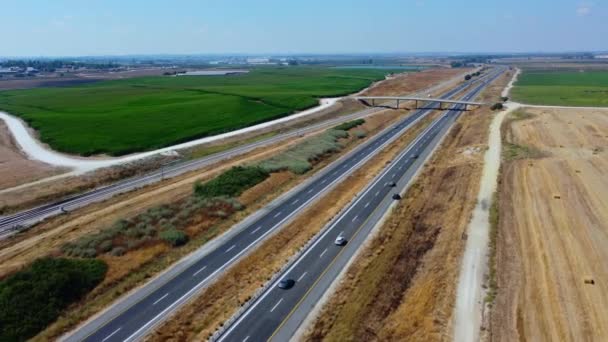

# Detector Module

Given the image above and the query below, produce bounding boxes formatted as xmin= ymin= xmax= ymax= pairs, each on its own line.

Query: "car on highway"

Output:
xmin=392 ymin=193 xmax=402 ymax=200
xmin=278 ymin=279 xmax=295 ymax=289
xmin=334 ymin=235 xmax=347 ymax=246
xmin=388 ymin=181 xmax=397 ymax=187
xmin=411 ymin=154 xmax=419 ymax=159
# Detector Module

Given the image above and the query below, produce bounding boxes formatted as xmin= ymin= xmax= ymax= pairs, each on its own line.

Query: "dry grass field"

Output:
xmin=492 ymin=107 xmax=608 ymax=341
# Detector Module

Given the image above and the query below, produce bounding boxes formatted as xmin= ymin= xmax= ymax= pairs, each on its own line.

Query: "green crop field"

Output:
xmin=512 ymin=70 xmax=608 ymax=107
xmin=0 ymin=67 xmax=404 ymax=156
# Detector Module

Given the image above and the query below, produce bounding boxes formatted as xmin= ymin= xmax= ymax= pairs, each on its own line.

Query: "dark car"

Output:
xmin=278 ymin=279 xmax=295 ymax=289
xmin=392 ymin=193 xmax=402 ymax=200
xmin=388 ymin=181 xmax=397 ymax=187
xmin=411 ymin=154 xmax=419 ymax=159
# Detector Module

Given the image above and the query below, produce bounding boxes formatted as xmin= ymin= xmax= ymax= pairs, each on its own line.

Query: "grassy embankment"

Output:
xmin=512 ymin=70 xmax=608 ymax=107
xmin=0 ymin=67 xmax=402 ymax=156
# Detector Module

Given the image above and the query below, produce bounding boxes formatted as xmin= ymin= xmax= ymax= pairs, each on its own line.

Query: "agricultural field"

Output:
xmin=0 ymin=67 xmax=402 ymax=156
xmin=512 ymin=70 xmax=608 ymax=107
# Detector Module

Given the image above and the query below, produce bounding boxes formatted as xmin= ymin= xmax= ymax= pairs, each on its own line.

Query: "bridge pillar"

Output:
xmin=396 ymin=99 xmax=400 ymax=109
xmin=415 ymin=100 xmax=418 ymax=109
xmin=464 ymin=104 xmax=468 ymax=111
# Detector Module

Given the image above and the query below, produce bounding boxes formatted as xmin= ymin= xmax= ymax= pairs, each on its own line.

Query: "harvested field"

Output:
xmin=302 ymin=70 xmax=513 ymax=342
xmin=145 ymin=110 xmax=437 ymax=342
xmin=0 ymin=121 xmax=65 ymax=190
xmin=361 ymin=67 xmax=469 ymax=97
xmin=491 ymin=106 xmax=608 ymax=341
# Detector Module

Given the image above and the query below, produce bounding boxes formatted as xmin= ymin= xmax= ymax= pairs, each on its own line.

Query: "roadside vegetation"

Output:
xmin=61 ymin=119 xmax=364 ymax=258
xmin=0 ymin=257 xmax=107 ymax=341
xmin=0 ymin=67 xmax=401 ymax=155
xmin=512 ymin=70 xmax=608 ymax=106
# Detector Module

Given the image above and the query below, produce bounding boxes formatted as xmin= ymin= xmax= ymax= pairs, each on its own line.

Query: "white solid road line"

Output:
xmin=319 ymin=248 xmax=328 ymax=258
xmin=250 ymin=226 xmax=262 ymax=235
xmin=152 ymin=293 xmax=169 ymax=306
xmin=270 ymin=298 xmax=283 ymax=313
xmin=297 ymin=272 xmax=308 ymax=282
xmin=225 ymin=245 xmax=236 ymax=253
xmin=102 ymin=328 xmax=122 ymax=342
xmin=193 ymin=265 xmax=207 ymax=277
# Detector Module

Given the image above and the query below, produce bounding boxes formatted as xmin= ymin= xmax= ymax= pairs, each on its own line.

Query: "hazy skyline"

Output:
xmin=2 ymin=0 xmax=606 ymax=56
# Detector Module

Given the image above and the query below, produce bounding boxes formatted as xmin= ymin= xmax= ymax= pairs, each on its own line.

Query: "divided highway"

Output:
xmin=64 ymin=74 xmax=485 ymax=342
xmin=216 ymin=68 xmax=505 ymax=342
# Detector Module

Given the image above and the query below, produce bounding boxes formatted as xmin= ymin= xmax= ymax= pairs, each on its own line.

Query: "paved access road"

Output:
xmin=65 ymin=74 xmax=483 ymax=342
xmin=216 ymin=68 xmax=505 ymax=342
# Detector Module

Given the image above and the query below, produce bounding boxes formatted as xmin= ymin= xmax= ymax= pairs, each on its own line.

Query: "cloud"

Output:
xmin=577 ymin=2 xmax=593 ymax=16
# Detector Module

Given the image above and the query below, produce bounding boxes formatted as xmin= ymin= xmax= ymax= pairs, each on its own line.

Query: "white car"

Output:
xmin=335 ymin=236 xmax=347 ymax=246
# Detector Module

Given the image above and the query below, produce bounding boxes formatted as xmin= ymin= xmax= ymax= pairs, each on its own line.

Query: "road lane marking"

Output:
xmin=243 ymin=337 xmax=250 ymax=342
xmin=292 ymin=199 xmax=299 ymax=205
xmin=153 ymin=293 xmax=169 ymax=305
xmin=364 ymin=201 xmax=370 ymax=208
xmin=102 ymin=328 xmax=122 ymax=342
xmin=375 ymin=191 xmax=380 ymax=197
xmin=319 ymin=248 xmax=328 ymax=258
xmin=321 ymin=179 xmax=326 ymax=184
xmin=297 ymin=272 xmax=308 ymax=282
xmin=250 ymin=226 xmax=262 ymax=235
xmin=307 ymin=189 xmax=314 ymax=194
xmin=273 ymin=211 xmax=282 ymax=218
xmin=225 ymin=245 xmax=236 ymax=253
xmin=352 ymin=215 xmax=358 ymax=222
xmin=270 ymin=298 xmax=283 ymax=312
xmin=193 ymin=266 xmax=207 ymax=277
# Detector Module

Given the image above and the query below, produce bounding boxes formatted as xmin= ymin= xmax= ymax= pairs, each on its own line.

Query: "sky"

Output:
xmin=1 ymin=0 xmax=606 ymax=57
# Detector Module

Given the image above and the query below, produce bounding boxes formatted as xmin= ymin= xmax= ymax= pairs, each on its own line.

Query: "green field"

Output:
xmin=0 ymin=67 xmax=402 ymax=156
xmin=512 ymin=71 xmax=608 ymax=107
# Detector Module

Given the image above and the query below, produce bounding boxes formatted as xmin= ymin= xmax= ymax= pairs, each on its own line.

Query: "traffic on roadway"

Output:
xmin=215 ymin=68 xmax=505 ymax=342
xmin=63 ymin=71 xmax=494 ymax=342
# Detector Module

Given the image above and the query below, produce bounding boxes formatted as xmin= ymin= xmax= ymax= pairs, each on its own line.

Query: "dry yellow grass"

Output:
xmin=491 ymin=107 xmax=608 ymax=342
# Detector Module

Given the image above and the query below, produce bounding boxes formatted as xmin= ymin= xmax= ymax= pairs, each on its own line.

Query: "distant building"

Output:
xmin=246 ymin=57 xmax=271 ymax=64
xmin=595 ymin=55 xmax=608 ymax=59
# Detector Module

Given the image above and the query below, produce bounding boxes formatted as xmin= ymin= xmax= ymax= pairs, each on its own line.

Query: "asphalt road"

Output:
xmin=63 ymin=74 xmax=484 ymax=342
xmin=215 ymin=68 xmax=505 ymax=342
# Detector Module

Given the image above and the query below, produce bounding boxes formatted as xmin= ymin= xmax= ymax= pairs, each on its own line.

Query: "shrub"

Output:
xmin=193 ymin=166 xmax=270 ymax=199
xmin=110 ymin=247 xmax=126 ymax=256
xmin=0 ymin=257 xmax=107 ymax=341
xmin=160 ymin=229 xmax=189 ymax=247
xmin=99 ymin=240 xmax=114 ymax=253
xmin=333 ymin=119 xmax=365 ymax=131
xmin=490 ymin=102 xmax=504 ymax=110
xmin=353 ymin=130 xmax=367 ymax=139
xmin=501 ymin=96 xmax=509 ymax=102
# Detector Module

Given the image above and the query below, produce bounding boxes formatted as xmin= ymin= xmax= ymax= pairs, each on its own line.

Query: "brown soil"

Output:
xmin=362 ymin=68 xmax=469 ymax=97
xmin=491 ymin=107 xmax=608 ymax=342
xmin=303 ymin=70 xmax=513 ymax=342
xmin=0 ymin=122 xmax=65 ymax=189
xmin=145 ymin=111 xmax=438 ymax=342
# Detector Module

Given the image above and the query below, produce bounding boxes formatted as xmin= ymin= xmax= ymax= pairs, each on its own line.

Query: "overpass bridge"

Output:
xmin=353 ymin=96 xmax=485 ymax=110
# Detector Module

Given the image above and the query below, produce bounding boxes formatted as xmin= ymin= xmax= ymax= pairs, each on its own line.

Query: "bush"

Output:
xmin=490 ymin=103 xmax=504 ymax=110
xmin=353 ymin=130 xmax=367 ymax=139
xmin=501 ymin=96 xmax=509 ymax=102
xmin=110 ymin=246 xmax=126 ymax=256
xmin=465 ymin=74 xmax=472 ymax=80
xmin=333 ymin=119 xmax=365 ymax=131
xmin=160 ymin=229 xmax=189 ymax=247
xmin=0 ymin=257 xmax=107 ymax=341
xmin=193 ymin=166 xmax=270 ymax=199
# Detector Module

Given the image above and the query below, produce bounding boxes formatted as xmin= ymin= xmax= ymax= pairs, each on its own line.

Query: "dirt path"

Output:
xmin=491 ymin=106 xmax=608 ymax=341
xmin=452 ymin=103 xmax=518 ymax=342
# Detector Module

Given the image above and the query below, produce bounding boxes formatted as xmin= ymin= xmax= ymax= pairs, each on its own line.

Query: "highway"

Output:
xmin=63 ymin=73 xmax=486 ymax=342
xmin=215 ymin=68 xmax=504 ymax=342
